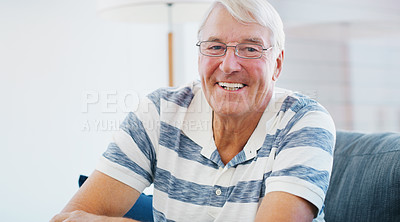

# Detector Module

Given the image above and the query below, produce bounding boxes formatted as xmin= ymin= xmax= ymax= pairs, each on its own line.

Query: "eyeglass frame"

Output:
xmin=196 ymin=41 xmax=274 ymax=59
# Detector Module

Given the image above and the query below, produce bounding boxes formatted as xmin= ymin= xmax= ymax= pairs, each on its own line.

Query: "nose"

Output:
xmin=219 ymin=47 xmax=242 ymax=74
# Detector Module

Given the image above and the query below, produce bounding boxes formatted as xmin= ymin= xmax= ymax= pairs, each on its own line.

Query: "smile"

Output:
xmin=218 ymin=82 xmax=245 ymax=91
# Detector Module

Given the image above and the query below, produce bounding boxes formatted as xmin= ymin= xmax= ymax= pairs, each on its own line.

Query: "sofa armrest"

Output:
xmin=324 ymin=131 xmax=400 ymax=221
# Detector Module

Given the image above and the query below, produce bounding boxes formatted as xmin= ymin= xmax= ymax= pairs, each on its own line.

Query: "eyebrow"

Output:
xmin=204 ymin=36 xmax=265 ymax=45
xmin=205 ymin=36 xmax=221 ymax=42
xmin=244 ymin=38 xmax=265 ymax=45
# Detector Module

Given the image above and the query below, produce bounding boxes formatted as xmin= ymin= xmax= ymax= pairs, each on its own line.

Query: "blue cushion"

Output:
xmin=324 ymin=131 xmax=400 ymax=221
xmin=124 ymin=193 xmax=153 ymax=222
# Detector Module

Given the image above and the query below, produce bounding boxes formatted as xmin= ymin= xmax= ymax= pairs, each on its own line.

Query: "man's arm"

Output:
xmin=51 ymin=170 xmax=141 ymax=222
xmin=254 ymin=191 xmax=317 ymax=222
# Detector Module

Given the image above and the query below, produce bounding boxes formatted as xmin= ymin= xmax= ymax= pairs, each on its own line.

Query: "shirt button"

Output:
xmin=215 ymin=188 xmax=222 ymax=196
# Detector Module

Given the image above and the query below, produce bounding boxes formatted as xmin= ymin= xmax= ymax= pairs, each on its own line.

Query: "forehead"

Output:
xmin=201 ymin=5 xmax=271 ymax=46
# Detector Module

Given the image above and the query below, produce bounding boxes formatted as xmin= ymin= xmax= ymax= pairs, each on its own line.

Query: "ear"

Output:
xmin=272 ymin=50 xmax=284 ymax=81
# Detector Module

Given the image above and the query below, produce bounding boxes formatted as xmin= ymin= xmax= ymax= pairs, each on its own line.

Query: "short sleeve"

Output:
xmin=265 ymin=103 xmax=336 ymax=215
xmin=96 ymin=95 xmax=160 ymax=193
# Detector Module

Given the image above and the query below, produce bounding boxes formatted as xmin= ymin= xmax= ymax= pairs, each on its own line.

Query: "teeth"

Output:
xmin=218 ymin=82 xmax=245 ymax=91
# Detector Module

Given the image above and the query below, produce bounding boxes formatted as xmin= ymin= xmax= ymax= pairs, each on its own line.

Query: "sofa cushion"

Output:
xmin=324 ymin=131 xmax=400 ymax=221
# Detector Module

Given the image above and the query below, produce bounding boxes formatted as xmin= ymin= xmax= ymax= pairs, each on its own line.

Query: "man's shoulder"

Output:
xmin=274 ymin=87 xmax=328 ymax=115
xmin=146 ymin=81 xmax=201 ymax=111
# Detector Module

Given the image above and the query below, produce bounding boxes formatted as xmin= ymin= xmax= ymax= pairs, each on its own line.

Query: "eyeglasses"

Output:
xmin=196 ymin=41 xmax=273 ymax=59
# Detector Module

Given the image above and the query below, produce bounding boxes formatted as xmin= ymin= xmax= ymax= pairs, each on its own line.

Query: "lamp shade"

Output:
xmin=97 ymin=0 xmax=213 ymax=23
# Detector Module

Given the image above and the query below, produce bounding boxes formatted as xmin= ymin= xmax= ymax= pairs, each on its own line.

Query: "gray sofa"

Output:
xmin=324 ymin=131 xmax=400 ymax=221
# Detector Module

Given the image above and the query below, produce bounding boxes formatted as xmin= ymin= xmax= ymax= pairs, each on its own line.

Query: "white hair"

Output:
xmin=198 ymin=0 xmax=285 ymax=58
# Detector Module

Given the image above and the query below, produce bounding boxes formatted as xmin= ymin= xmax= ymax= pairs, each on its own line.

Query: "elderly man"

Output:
xmin=51 ymin=0 xmax=335 ymax=221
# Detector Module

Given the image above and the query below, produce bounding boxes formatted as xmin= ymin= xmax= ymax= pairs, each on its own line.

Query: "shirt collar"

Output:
xmin=182 ymin=87 xmax=285 ymax=165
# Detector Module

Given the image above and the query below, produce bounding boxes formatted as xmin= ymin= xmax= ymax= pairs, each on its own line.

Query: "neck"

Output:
xmin=213 ymin=110 xmax=264 ymax=164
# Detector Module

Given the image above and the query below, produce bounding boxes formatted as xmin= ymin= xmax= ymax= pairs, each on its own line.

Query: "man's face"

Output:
xmin=198 ymin=5 xmax=282 ymax=118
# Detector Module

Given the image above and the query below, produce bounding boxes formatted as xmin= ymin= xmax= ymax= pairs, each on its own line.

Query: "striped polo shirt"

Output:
xmin=97 ymin=81 xmax=336 ymax=222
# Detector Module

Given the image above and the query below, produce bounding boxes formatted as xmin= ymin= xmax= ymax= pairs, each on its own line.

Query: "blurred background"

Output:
xmin=1 ymin=0 xmax=399 ymax=221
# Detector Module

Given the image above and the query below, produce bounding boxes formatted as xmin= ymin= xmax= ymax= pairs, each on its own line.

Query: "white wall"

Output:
xmin=280 ymin=23 xmax=400 ymax=132
xmin=349 ymin=37 xmax=400 ymax=131
xmin=0 ymin=1 xmax=189 ymax=221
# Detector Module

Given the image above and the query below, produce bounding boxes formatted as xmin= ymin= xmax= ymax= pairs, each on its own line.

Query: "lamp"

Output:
xmin=97 ymin=0 xmax=213 ymax=86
